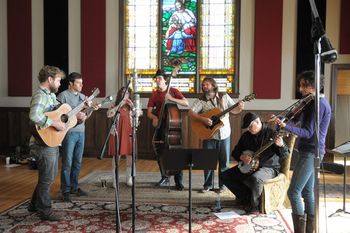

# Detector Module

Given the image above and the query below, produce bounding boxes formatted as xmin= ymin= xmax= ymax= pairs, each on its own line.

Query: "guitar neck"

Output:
xmin=216 ymin=101 xmax=240 ymax=118
xmin=67 ymin=90 xmax=99 ymax=119
xmin=67 ymin=100 xmax=87 ymax=118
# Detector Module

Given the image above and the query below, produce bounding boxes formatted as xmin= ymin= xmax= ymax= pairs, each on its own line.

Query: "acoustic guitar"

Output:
xmin=77 ymin=95 xmax=113 ymax=124
xmin=191 ymin=93 xmax=255 ymax=140
xmin=35 ymin=88 xmax=100 ymax=147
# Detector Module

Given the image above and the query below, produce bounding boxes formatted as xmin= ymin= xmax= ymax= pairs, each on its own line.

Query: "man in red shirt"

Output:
xmin=147 ymin=69 xmax=189 ymax=190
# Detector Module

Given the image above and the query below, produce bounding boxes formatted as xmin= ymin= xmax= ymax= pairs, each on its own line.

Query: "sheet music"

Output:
xmin=332 ymin=141 xmax=350 ymax=154
xmin=214 ymin=211 xmax=241 ymax=219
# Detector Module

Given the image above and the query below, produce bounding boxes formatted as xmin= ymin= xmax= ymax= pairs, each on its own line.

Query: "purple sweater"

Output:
xmin=284 ymin=97 xmax=331 ymax=158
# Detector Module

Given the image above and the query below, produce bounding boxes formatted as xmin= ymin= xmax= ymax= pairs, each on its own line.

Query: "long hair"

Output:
xmin=115 ymin=86 xmax=132 ymax=106
xmin=200 ymin=77 xmax=219 ymax=98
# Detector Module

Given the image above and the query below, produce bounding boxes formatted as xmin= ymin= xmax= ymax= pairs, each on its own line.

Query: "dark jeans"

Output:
xmin=202 ymin=137 xmax=230 ymax=188
xmin=30 ymin=144 xmax=59 ymax=216
xmin=222 ymin=165 xmax=277 ymax=209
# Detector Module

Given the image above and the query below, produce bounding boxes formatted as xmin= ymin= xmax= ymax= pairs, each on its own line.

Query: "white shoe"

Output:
xmin=126 ymin=176 xmax=133 ymax=186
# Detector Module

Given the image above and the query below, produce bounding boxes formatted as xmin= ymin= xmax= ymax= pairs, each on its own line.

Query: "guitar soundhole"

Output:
xmin=61 ymin=114 xmax=68 ymax=123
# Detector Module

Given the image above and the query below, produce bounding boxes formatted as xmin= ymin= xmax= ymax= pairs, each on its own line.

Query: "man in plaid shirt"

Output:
xmin=27 ymin=65 xmax=66 ymax=221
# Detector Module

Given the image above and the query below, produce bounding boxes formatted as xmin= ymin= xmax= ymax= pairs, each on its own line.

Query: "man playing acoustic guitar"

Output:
xmin=221 ymin=112 xmax=289 ymax=213
xmin=28 ymin=65 xmax=66 ymax=221
xmin=188 ymin=77 xmax=244 ymax=193
xmin=57 ymin=72 xmax=100 ymax=202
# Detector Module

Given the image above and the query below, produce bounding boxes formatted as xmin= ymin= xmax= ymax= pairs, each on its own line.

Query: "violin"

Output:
xmin=270 ymin=93 xmax=314 ymax=124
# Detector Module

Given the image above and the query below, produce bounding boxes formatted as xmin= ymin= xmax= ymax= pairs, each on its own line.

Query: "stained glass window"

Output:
xmin=123 ymin=0 xmax=239 ymax=95
xmin=125 ymin=0 xmax=158 ymax=92
xmin=200 ymin=0 xmax=235 ymax=93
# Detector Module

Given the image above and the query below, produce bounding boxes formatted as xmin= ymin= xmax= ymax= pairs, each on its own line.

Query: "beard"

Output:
xmin=49 ymin=85 xmax=59 ymax=93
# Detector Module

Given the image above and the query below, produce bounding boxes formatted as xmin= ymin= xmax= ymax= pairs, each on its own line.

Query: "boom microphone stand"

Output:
xmin=309 ymin=1 xmax=337 ymax=232
xmin=98 ymin=81 xmax=131 ymax=233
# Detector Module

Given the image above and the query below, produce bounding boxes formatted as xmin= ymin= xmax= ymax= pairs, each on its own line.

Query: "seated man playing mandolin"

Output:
xmin=221 ymin=112 xmax=289 ymax=214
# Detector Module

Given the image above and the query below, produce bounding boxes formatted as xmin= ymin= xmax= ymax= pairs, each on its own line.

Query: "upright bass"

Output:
xmin=152 ymin=64 xmax=182 ymax=156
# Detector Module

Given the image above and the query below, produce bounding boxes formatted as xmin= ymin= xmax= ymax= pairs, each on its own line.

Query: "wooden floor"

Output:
xmin=0 ymin=157 xmax=348 ymax=213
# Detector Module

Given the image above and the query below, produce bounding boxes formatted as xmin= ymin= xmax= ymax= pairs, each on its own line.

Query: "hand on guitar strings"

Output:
xmin=51 ymin=121 xmax=66 ymax=131
xmin=202 ymin=117 xmax=213 ymax=127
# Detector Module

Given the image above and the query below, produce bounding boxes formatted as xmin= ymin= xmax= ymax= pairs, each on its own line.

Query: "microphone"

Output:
xmin=133 ymin=93 xmax=143 ymax=126
xmin=320 ymin=35 xmax=338 ymax=64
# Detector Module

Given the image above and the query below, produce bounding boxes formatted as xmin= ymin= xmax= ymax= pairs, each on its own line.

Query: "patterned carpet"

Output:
xmin=70 ymin=171 xmax=349 ymax=205
xmin=0 ymin=200 xmax=293 ymax=233
xmin=70 ymin=171 xmax=237 ymax=206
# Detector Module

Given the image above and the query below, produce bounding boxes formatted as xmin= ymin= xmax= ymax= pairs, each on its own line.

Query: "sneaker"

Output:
xmin=39 ymin=213 xmax=60 ymax=221
xmin=156 ymin=177 xmax=169 ymax=187
xmin=199 ymin=186 xmax=211 ymax=193
xmin=71 ymin=188 xmax=88 ymax=196
xmin=27 ymin=203 xmax=37 ymax=212
xmin=126 ymin=176 xmax=133 ymax=187
xmin=62 ymin=192 xmax=72 ymax=202
xmin=219 ymin=186 xmax=227 ymax=193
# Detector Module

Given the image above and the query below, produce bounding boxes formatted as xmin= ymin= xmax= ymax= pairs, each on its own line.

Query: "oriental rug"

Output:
xmin=0 ymin=200 xmax=294 ymax=233
xmin=70 ymin=171 xmax=236 ymax=206
xmin=70 ymin=171 xmax=350 ymax=205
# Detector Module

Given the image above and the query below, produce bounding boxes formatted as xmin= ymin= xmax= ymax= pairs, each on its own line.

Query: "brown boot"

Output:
xmin=306 ymin=215 xmax=314 ymax=233
xmin=292 ymin=213 xmax=306 ymax=233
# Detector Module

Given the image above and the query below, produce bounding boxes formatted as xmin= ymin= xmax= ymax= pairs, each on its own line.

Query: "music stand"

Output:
xmin=163 ymin=149 xmax=218 ymax=233
xmin=326 ymin=145 xmax=350 ymax=217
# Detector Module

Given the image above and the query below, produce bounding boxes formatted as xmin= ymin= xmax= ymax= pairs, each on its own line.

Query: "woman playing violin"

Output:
xmin=273 ymin=71 xmax=331 ymax=233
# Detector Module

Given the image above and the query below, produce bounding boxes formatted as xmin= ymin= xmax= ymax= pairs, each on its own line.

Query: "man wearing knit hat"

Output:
xmin=221 ymin=112 xmax=289 ymax=213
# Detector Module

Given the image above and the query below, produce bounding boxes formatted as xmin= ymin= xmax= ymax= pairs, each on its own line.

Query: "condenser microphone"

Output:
xmin=133 ymin=94 xmax=143 ymax=125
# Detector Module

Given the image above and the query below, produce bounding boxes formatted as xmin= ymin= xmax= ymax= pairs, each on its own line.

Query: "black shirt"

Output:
xmin=232 ymin=124 xmax=289 ymax=172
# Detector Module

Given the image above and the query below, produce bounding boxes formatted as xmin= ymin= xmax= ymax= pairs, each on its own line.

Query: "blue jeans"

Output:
xmin=60 ymin=131 xmax=85 ymax=194
xmin=202 ymin=137 xmax=230 ymax=188
xmin=30 ymin=144 xmax=59 ymax=216
xmin=287 ymin=151 xmax=315 ymax=216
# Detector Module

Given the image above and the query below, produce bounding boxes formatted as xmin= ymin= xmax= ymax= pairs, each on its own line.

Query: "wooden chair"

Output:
xmin=260 ymin=133 xmax=297 ymax=214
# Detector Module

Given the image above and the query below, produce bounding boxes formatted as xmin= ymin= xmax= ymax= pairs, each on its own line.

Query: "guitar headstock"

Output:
xmin=102 ymin=95 xmax=113 ymax=105
xmin=91 ymin=88 xmax=100 ymax=97
xmin=243 ymin=93 xmax=256 ymax=102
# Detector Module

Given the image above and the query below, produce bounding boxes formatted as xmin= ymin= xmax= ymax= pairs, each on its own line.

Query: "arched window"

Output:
xmin=122 ymin=0 xmax=240 ymax=95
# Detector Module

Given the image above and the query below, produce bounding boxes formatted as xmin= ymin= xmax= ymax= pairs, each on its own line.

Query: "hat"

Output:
xmin=154 ymin=69 xmax=166 ymax=78
xmin=241 ymin=112 xmax=259 ymax=129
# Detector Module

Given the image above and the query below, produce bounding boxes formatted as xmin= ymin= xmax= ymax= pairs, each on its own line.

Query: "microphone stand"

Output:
xmin=309 ymin=1 xmax=337 ymax=232
xmin=98 ymin=82 xmax=131 ymax=233
xmin=131 ymin=103 xmax=139 ymax=233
